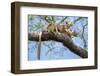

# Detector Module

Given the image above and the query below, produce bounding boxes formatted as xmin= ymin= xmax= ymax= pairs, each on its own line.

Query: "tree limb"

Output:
xmin=57 ymin=16 xmax=68 ymax=25
xmin=82 ymin=23 xmax=87 ymax=48
xmin=28 ymin=31 xmax=88 ymax=58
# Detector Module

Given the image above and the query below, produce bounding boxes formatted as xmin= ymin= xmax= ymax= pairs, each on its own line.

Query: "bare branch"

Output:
xmin=57 ymin=16 xmax=68 ymax=25
xmin=82 ymin=23 xmax=88 ymax=48
xmin=74 ymin=17 xmax=83 ymax=23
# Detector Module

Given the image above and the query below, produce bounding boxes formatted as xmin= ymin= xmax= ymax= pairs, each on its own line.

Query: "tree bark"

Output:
xmin=28 ymin=31 xmax=88 ymax=58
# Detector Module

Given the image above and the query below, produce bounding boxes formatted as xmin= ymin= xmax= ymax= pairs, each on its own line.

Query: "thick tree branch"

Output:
xmin=28 ymin=31 xmax=88 ymax=58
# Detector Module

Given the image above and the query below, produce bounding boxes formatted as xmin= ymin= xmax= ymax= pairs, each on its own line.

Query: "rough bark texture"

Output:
xmin=28 ymin=31 xmax=88 ymax=58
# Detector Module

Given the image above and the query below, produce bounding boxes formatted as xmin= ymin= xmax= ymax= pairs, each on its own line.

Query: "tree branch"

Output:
xmin=28 ymin=31 xmax=88 ymax=58
xmin=57 ymin=16 xmax=68 ymax=25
